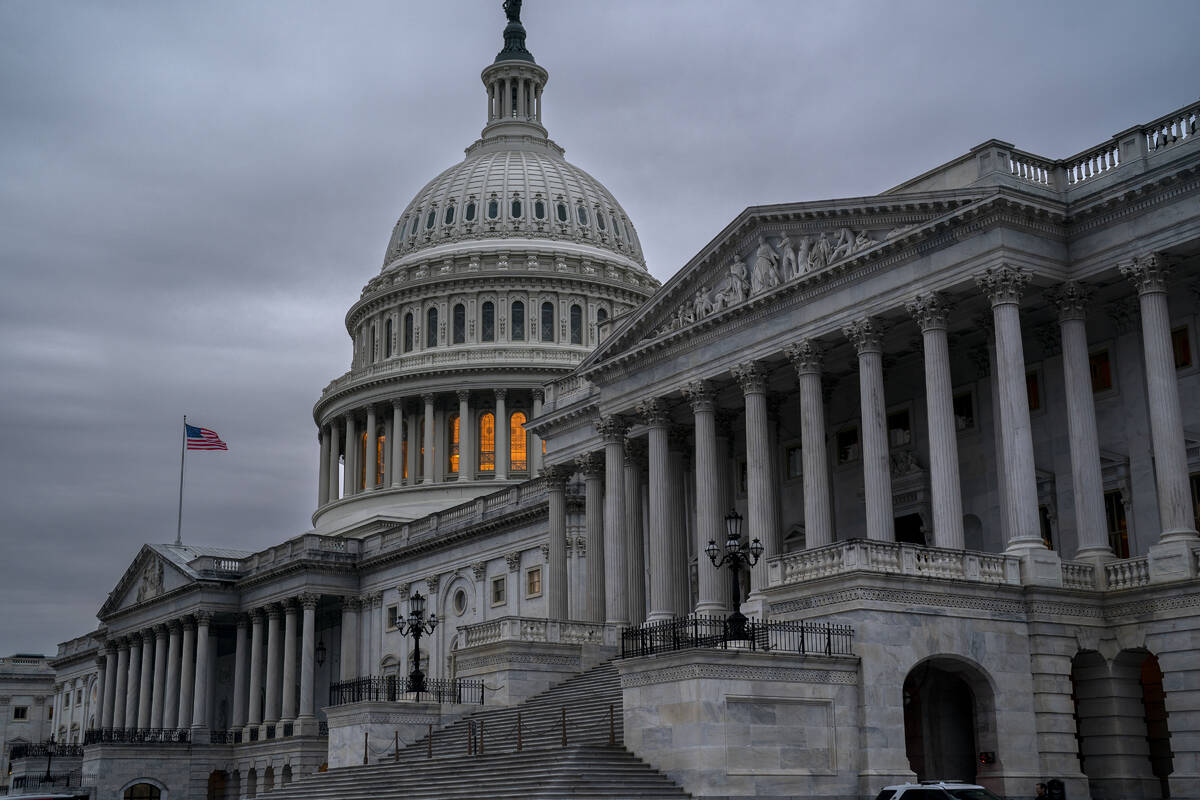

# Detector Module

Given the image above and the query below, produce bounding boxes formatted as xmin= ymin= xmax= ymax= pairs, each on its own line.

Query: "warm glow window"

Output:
xmin=448 ymin=414 xmax=460 ymax=474
xmin=479 ymin=412 xmax=495 ymax=472
xmin=482 ymin=302 xmax=495 ymax=342
xmin=453 ymin=303 xmax=466 ymax=344
xmin=541 ymin=302 xmax=554 ymax=342
xmin=511 ymin=301 xmax=525 ymax=340
xmin=510 ymin=411 xmax=528 ymax=471
xmin=426 ymin=307 xmax=438 ymax=348
xmin=569 ymin=304 xmax=582 ymax=344
xmin=526 ymin=566 xmax=542 ymax=597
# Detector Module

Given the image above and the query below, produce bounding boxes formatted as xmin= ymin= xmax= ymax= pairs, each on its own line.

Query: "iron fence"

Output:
xmin=8 ymin=741 xmax=85 ymax=759
xmin=208 ymin=729 xmax=243 ymax=744
xmin=620 ymin=615 xmax=854 ymax=658
xmin=82 ymin=727 xmax=191 ymax=745
xmin=11 ymin=772 xmax=82 ymax=792
xmin=328 ymin=675 xmax=484 ymax=707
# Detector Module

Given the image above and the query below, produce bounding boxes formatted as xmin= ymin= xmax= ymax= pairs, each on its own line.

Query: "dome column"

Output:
xmin=318 ymin=426 xmax=330 ymax=506
xmin=407 ymin=405 xmax=420 ymax=485
xmin=391 ymin=401 xmax=404 ymax=488
xmin=458 ymin=390 xmax=474 ymax=482
xmin=327 ymin=420 xmax=342 ymax=501
xmin=422 ymin=394 xmax=436 ymax=484
xmin=364 ymin=406 xmax=378 ymax=492
xmin=344 ymin=414 xmax=358 ymax=497
xmin=530 ymin=389 xmax=544 ymax=474
xmin=495 ymin=389 xmax=509 ymax=480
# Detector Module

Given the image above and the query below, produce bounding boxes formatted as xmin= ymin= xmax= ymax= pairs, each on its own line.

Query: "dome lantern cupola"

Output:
xmin=480 ymin=0 xmax=549 ymax=142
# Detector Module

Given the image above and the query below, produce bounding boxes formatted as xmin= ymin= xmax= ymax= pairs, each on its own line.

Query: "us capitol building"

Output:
xmin=5 ymin=5 xmax=1199 ymax=800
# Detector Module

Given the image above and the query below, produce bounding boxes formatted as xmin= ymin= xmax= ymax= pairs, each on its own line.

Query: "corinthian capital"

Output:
xmin=905 ymin=292 xmax=950 ymax=332
xmin=1045 ymin=280 xmax=1092 ymax=322
xmin=594 ymin=415 xmax=628 ymax=443
xmin=784 ymin=341 xmax=822 ymax=375
xmin=682 ymin=380 xmax=716 ymax=412
xmin=976 ymin=264 xmax=1030 ymax=306
xmin=540 ymin=463 xmax=573 ymax=489
xmin=733 ymin=361 xmax=769 ymax=393
xmin=636 ymin=397 xmax=669 ymax=426
xmin=1120 ymin=252 xmax=1171 ymax=295
xmin=575 ymin=451 xmax=605 ymax=477
xmin=841 ymin=318 xmax=884 ymax=355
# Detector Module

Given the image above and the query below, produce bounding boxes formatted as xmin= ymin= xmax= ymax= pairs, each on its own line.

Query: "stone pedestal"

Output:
xmin=1147 ymin=539 xmax=1200 ymax=583
xmin=323 ymin=701 xmax=473 ymax=768
xmin=1017 ymin=547 xmax=1064 ymax=587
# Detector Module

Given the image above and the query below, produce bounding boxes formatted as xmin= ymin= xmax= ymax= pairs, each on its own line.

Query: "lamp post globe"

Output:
xmin=706 ymin=509 xmax=762 ymax=640
xmin=398 ymin=591 xmax=438 ymax=695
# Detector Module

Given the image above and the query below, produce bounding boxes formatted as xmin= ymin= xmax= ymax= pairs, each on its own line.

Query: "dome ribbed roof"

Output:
xmin=382 ymin=146 xmax=645 ymax=270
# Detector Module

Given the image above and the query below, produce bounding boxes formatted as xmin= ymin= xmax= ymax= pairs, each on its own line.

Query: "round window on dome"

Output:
xmin=426 ymin=209 xmax=436 ymax=229
xmin=556 ymin=202 xmax=568 ymax=223
xmin=488 ymin=199 xmax=500 ymax=220
xmin=576 ymin=205 xmax=588 ymax=226
xmin=534 ymin=200 xmax=545 ymax=220
xmin=511 ymin=198 xmax=522 ymax=218
xmin=444 ymin=205 xmax=455 ymax=225
xmin=453 ymin=589 xmax=467 ymax=616
xmin=465 ymin=201 xmax=477 ymax=222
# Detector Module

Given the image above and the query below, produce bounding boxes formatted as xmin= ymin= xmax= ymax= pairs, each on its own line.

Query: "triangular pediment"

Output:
xmin=580 ymin=189 xmax=999 ymax=376
xmin=98 ymin=545 xmax=195 ymax=619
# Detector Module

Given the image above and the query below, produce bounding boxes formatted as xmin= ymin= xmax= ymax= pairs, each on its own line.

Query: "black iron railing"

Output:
xmin=9 ymin=741 xmax=85 ymax=759
xmin=328 ymin=675 xmax=484 ymax=707
xmin=620 ymin=615 xmax=855 ymax=659
xmin=208 ymin=729 xmax=244 ymax=744
xmin=11 ymin=772 xmax=82 ymax=791
xmin=318 ymin=720 xmax=328 ymax=736
xmin=82 ymin=727 xmax=190 ymax=745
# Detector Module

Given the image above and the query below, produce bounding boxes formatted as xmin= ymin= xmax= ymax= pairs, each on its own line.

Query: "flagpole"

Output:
xmin=176 ymin=415 xmax=187 ymax=546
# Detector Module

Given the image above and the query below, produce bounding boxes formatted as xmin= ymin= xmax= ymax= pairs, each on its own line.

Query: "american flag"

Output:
xmin=186 ymin=424 xmax=228 ymax=451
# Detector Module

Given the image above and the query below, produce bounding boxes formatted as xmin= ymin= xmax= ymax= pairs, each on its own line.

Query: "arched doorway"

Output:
xmin=205 ymin=770 xmax=226 ymax=800
xmin=123 ymin=783 xmax=162 ymax=800
xmin=903 ymin=657 xmax=998 ymax=784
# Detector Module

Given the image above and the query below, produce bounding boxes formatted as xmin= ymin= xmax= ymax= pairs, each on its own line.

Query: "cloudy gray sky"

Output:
xmin=1 ymin=0 xmax=1197 ymax=655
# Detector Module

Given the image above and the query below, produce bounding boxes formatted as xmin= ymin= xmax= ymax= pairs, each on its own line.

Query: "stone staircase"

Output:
xmin=266 ymin=661 xmax=692 ymax=799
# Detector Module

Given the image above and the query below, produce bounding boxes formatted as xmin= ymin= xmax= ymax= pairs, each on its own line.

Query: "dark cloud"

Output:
xmin=1 ymin=0 xmax=1197 ymax=654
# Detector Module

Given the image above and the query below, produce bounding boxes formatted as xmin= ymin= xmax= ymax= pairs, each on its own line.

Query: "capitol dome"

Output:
xmin=310 ymin=3 xmax=658 ymax=534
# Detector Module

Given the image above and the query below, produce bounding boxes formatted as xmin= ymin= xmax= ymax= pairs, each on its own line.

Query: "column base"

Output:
xmin=1072 ymin=548 xmax=1117 ymax=589
xmin=1148 ymin=538 xmax=1200 ymax=583
xmin=693 ymin=602 xmax=726 ymax=617
xmin=294 ymin=715 xmax=320 ymax=736
xmin=1008 ymin=545 xmax=1063 ymax=587
xmin=740 ymin=594 xmax=766 ymax=620
xmin=189 ymin=724 xmax=209 ymax=743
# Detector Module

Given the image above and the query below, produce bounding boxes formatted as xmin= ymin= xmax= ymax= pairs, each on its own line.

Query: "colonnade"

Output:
xmin=236 ymin=596 xmax=320 ymax=737
xmin=542 ymin=257 xmax=1198 ymax=623
xmin=317 ymin=388 xmax=544 ymax=507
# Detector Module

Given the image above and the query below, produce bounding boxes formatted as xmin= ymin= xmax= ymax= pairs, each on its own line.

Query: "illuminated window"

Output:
xmin=479 ymin=412 xmax=495 ymax=472
xmin=1104 ymin=490 xmax=1129 ymax=558
xmin=1026 ymin=371 xmax=1041 ymax=411
xmin=1173 ymin=325 xmax=1192 ymax=369
xmin=569 ymin=304 xmax=582 ymax=344
xmin=426 ymin=307 xmax=438 ymax=348
xmin=541 ymin=302 xmax=554 ymax=342
xmin=491 ymin=575 xmax=506 ymax=606
xmin=453 ymin=304 xmax=466 ymax=344
xmin=403 ymin=313 xmax=414 ymax=353
xmin=384 ymin=318 xmax=393 ymax=358
xmin=526 ymin=566 xmax=542 ymax=598
xmin=510 ymin=411 xmax=528 ymax=471
xmin=376 ymin=431 xmax=385 ymax=486
xmin=448 ymin=414 xmax=460 ymax=474
xmin=482 ymin=302 xmax=495 ymax=342
xmin=1090 ymin=349 xmax=1113 ymax=392
xmin=511 ymin=301 xmax=525 ymax=341
xmin=402 ymin=438 xmax=408 ymax=481
xmin=359 ymin=430 xmax=368 ymax=490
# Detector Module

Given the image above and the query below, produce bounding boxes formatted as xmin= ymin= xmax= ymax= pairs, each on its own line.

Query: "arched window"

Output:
xmin=487 ymin=198 xmax=500 ymax=220
xmin=576 ymin=204 xmax=588 ymax=225
xmin=541 ymin=302 xmax=554 ymax=342
xmin=426 ymin=307 xmax=438 ymax=348
xmin=370 ymin=324 xmax=378 ymax=362
xmin=425 ymin=209 xmax=436 ymax=229
xmin=569 ymin=304 xmax=583 ymax=345
xmin=597 ymin=210 xmax=606 ymax=231
xmin=448 ymin=414 xmax=460 ymax=474
xmin=453 ymin=303 xmax=466 ymax=344
xmin=465 ymin=200 xmax=477 ymax=222
xmin=384 ymin=318 xmax=393 ymax=358
xmin=444 ymin=204 xmax=455 ymax=225
xmin=534 ymin=199 xmax=546 ymax=219
xmin=556 ymin=202 xmax=568 ymax=222
xmin=481 ymin=301 xmax=495 ymax=342
xmin=408 ymin=217 xmax=419 ymax=238
xmin=479 ymin=412 xmax=495 ymax=472
xmin=613 ymin=217 xmax=623 ymax=239
xmin=123 ymin=785 xmax=162 ymax=800
xmin=511 ymin=301 xmax=525 ymax=341
xmin=511 ymin=197 xmax=522 ymax=218
xmin=597 ymin=307 xmax=608 ymax=325
xmin=403 ymin=313 xmax=414 ymax=353
xmin=510 ymin=411 xmax=528 ymax=471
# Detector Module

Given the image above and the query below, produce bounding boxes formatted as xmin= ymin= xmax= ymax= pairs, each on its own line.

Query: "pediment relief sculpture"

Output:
xmin=135 ymin=558 xmax=165 ymax=604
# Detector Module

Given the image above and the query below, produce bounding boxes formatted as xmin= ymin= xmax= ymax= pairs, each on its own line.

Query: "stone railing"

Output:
xmin=1008 ymin=149 xmax=1056 ymax=187
xmin=459 ymin=616 xmax=617 ymax=648
xmin=1105 ymin=556 xmax=1151 ymax=590
xmin=323 ymin=346 xmax=585 ymax=395
xmin=236 ymin=534 xmax=362 ymax=577
xmin=1144 ymin=102 xmax=1199 ymax=152
xmin=769 ymin=539 xmax=1021 ymax=588
xmin=545 ymin=373 xmax=594 ymax=412
xmin=1060 ymin=561 xmax=1097 ymax=590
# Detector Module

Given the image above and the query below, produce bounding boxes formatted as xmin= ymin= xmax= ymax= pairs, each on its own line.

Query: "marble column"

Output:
xmin=100 ymin=644 xmax=117 ymax=729
xmin=597 ymin=417 xmax=629 ymax=625
xmin=390 ymin=401 xmax=404 ymax=488
xmin=407 ymin=409 xmax=420 ymax=485
xmin=177 ymin=618 xmax=195 ymax=728
xmin=110 ymin=642 xmax=128 ymax=729
xmin=163 ymin=622 xmax=181 ymax=729
xmin=977 ymin=266 xmax=1043 ymax=551
xmin=638 ymin=397 xmax=675 ymax=621
xmin=457 ymin=390 xmax=473 ymax=482
xmin=339 ymin=597 xmax=360 ymax=680
xmin=149 ymin=625 xmax=168 ymax=728
xmin=684 ymin=381 xmax=725 ymax=614
xmin=667 ymin=431 xmax=691 ymax=615
xmin=844 ymin=319 xmax=895 ymax=542
xmin=784 ymin=344 xmax=833 ymax=549
xmin=231 ymin=616 xmax=248 ymax=731
xmin=136 ymin=630 xmax=154 ymax=729
xmin=246 ymin=610 xmax=264 ymax=732
xmin=495 ymin=389 xmax=509 ymax=480
xmin=124 ymin=635 xmax=142 ymax=729
xmin=344 ymin=413 xmax=358 ymax=497
xmin=190 ymin=611 xmax=211 ymax=730
xmin=1047 ymin=282 xmax=1113 ymax=559
xmin=1121 ymin=254 xmax=1200 ymax=541
xmin=623 ymin=439 xmax=647 ymax=624
xmin=318 ymin=426 xmax=330 ymax=506
xmin=364 ymin=406 xmax=378 ymax=492
xmin=422 ymin=393 xmax=436 ymax=484
xmin=905 ymin=293 xmax=965 ymax=549
xmin=327 ymin=419 xmax=342 ymax=502
xmin=543 ymin=465 xmax=571 ymax=619
xmin=281 ymin=601 xmax=298 ymax=723
xmin=298 ymin=595 xmax=317 ymax=727
xmin=735 ymin=361 xmax=782 ymax=598
xmin=263 ymin=605 xmax=282 ymax=726
xmin=95 ymin=653 xmax=109 ymax=731
xmin=383 ymin=414 xmax=394 ymax=487
xmin=530 ymin=389 xmax=545 ymax=474
xmin=578 ymin=451 xmax=606 ymax=623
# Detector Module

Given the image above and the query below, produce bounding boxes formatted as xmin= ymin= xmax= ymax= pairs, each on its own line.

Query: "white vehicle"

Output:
xmin=875 ymin=781 xmax=1003 ymax=800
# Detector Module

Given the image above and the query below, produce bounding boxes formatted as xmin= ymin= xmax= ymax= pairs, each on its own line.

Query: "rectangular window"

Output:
xmin=953 ymin=391 xmax=975 ymax=431
xmin=785 ymin=445 xmax=802 ymax=480
xmin=836 ymin=426 xmax=860 ymax=464
xmin=887 ymin=408 xmax=911 ymax=447
xmin=1104 ymin=490 xmax=1129 ymax=558
xmin=76 ymin=689 xmax=82 ymax=705
xmin=386 ymin=605 xmax=399 ymax=630
xmin=1090 ymin=349 xmax=1113 ymax=393
xmin=1173 ymin=325 xmax=1192 ymax=369
xmin=491 ymin=575 xmax=507 ymax=606
xmin=1191 ymin=472 xmax=1200 ymax=533
xmin=1026 ymin=371 xmax=1041 ymax=412
xmin=1039 ymin=505 xmax=1054 ymax=550
xmin=526 ymin=567 xmax=543 ymax=598
xmin=13 ymin=706 xmax=28 ymax=721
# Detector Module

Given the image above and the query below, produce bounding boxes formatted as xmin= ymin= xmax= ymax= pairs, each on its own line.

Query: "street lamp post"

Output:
xmin=42 ymin=737 xmax=56 ymax=783
xmin=397 ymin=591 xmax=438 ymax=695
xmin=704 ymin=509 xmax=764 ymax=641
